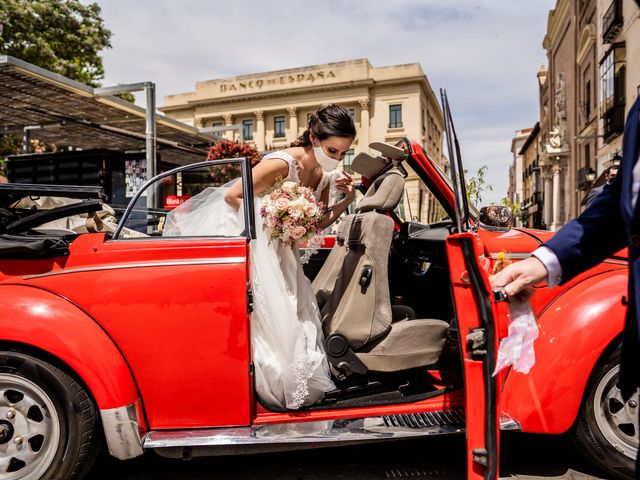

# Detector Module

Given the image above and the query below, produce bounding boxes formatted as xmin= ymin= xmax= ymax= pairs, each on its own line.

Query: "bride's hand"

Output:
xmin=335 ymin=171 xmax=355 ymax=201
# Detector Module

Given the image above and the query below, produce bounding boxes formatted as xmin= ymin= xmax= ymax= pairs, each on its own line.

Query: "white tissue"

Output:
xmin=493 ymin=299 xmax=539 ymax=376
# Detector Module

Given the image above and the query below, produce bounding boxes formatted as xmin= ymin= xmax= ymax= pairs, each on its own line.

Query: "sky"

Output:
xmin=94 ymin=0 xmax=557 ymax=205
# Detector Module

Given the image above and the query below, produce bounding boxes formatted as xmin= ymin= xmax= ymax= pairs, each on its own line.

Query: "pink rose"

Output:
xmin=304 ymin=204 xmax=318 ymax=217
xmin=266 ymin=215 xmax=278 ymax=228
xmin=275 ymin=198 xmax=290 ymax=210
xmin=291 ymin=226 xmax=307 ymax=240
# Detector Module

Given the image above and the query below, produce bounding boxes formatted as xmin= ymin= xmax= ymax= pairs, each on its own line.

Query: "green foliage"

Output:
xmin=466 ymin=165 xmax=493 ymax=206
xmin=0 ymin=0 xmax=112 ymax=87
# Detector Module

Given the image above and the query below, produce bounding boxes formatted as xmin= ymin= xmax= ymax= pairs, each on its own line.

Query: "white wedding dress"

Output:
xmin=163 ymin=151 xmax=336 ymax=409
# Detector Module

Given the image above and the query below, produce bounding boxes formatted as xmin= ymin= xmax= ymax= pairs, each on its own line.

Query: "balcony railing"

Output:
xmin=603 ymin=103 xmax=625 ymax=142
xmin=603 ymin=0 xmax=623 ymax=43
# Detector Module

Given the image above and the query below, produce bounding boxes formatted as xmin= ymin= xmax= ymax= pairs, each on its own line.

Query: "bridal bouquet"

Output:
xmin=260 ymin=181 xmax=326 ymax=262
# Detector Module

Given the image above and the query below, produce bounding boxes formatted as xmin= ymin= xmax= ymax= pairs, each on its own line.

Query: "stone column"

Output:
xmin=543 ymin=172 xmax=553 ymax=229
xmin=223 ymin=114 xmax=234 ymax=141
xmin=255 ymin=110 xmax=265 ymax=152
xmin=358 ymin=98 xmax=370 ymax=153
xmin=287 ymin=107 xmax=298 ymax=143
xmin=551 ymin=164 xmax=562 ymax=231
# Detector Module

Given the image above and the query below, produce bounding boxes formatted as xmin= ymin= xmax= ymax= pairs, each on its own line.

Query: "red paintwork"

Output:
xmin=0 ymin=283 xmax=140 ymax=411
xmin=447 ymin=232 xmax=503 ymax=479
xmin=255 ymin=388 xmax=464 ymax=425
xmin=4 ymin=234 xmax=253 ymax=430
xmin=502 ymin=270 xmax=627 ymax=433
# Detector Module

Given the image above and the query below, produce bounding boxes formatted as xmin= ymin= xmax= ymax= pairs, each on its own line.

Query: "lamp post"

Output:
xmin=586 ymin=168 xmax=597 ymax=185
xmin=612 ymin=152 xmax=622 ymax=168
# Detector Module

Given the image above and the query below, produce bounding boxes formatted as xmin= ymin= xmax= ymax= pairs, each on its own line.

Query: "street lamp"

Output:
xmin=612 ymin=152 xmax=622 ymax=167
xmin=586 ymin=168 xmax=597 ymax=184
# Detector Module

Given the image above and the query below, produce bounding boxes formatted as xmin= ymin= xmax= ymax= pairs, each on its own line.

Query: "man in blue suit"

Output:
xmin=492 ymin=93 xmax=640 ymax=471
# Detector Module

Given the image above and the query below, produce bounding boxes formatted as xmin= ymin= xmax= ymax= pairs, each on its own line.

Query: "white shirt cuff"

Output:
xmin=531 ymin=246 xmax=562 ymax=287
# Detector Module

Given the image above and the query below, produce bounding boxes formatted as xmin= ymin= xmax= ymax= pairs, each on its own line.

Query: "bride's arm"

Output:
xmin=224 ymin=159 xmax=289 ymax=210
xmin=317 ymin=172 xmax=356 ymax=230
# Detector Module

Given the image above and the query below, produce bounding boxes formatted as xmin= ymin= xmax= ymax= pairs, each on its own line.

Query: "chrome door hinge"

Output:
xmin=247 ymin=288 xmax=254 ymax=313
xmin=466 ymin=328 xmax=487 ymax=359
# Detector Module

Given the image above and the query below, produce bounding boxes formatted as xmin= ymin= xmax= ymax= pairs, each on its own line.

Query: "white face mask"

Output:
xmin=313 ymin=144 xmax=339 ymax=172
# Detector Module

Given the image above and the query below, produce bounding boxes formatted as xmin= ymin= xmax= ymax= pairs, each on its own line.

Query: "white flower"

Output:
xmin=281 ymin=181 xmax=297 ymax=193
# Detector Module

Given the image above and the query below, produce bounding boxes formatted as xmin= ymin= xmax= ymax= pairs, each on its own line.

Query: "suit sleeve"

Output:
xmin=543 ymin=171 xmax=627 ymax=283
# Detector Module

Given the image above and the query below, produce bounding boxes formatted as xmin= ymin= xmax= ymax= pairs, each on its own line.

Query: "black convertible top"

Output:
xmin=0 ymin=183 xmax=106 ymax=258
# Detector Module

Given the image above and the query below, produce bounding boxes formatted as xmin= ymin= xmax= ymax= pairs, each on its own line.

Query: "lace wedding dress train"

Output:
xmin=163 ymin=152 xmax=336 ymax=409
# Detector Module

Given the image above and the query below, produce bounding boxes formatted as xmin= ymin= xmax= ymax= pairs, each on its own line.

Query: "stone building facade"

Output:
xmin=507 ymin=127 xmax=533 ymax=226
xmin=523 ymin=0 xmax=639 ymax=230
xmin=160 ymin=59 xmax=446 ymax=224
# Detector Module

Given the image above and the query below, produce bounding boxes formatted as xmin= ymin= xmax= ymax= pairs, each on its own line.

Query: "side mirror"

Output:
xmin=479 ymin=205 xmax=513 ymax=232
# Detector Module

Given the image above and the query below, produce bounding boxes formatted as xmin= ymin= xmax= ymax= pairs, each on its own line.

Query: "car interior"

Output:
xmin=292 ymin=141 xmax=463 ymax=412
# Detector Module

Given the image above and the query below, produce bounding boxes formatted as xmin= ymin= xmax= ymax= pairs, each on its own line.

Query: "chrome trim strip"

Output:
xmin=144 ymin=409 xmax=467 ymax=449
xmin=100 ymin=400 xmax=144 ymax=460
xmin=144 ymin=410 xmax=522 ymax=450
xmin=489 ymin=252 xmax=531 ymax=260
xmin=23 ymin=257 xmax=246 ymax=280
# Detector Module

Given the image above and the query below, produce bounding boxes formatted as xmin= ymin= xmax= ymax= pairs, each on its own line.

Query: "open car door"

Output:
xmin=440 ymin=91 xmax=505 ymax=479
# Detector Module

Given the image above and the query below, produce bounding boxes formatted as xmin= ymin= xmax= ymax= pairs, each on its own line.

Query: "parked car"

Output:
xmin=0 ymin=106 xmax=633 ymax=480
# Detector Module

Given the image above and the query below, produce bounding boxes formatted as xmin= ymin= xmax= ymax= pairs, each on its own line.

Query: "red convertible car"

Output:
xmin=0 ymin=109 xmax=633 ymax=479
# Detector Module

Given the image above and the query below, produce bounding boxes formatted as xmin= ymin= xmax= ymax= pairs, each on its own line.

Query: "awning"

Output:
xmin=0 ymin=55 xmax=216 ymax=165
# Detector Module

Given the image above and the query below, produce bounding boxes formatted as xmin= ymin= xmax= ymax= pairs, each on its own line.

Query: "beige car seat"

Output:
xmin=320 ymin=172 xmax=449 ymax=377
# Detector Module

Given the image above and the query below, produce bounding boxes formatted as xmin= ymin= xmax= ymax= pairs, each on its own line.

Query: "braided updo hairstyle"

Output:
xmin=290 ymin=104 xmax=356 ymax=148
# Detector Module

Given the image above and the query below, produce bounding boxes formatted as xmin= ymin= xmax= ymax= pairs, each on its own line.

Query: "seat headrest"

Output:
xmin=356 ymin=172 xmax=404 ymax=213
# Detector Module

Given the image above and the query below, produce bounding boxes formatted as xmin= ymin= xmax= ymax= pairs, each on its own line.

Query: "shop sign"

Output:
xmin=219 ymin=70 xmax=337 ymax=94
xmin=164 ymin=195 xmax=192 ymax=210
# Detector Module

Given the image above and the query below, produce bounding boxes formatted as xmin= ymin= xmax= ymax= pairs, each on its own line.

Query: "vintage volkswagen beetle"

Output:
xmin=0 ymin=103 xmax=633 ymax=480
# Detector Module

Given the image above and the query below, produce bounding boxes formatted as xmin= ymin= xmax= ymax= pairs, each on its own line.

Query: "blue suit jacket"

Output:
xmin=544 ymin=95 xmax=640 ymax=398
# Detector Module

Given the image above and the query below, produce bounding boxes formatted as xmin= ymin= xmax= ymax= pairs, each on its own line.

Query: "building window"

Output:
xmin=343 ymin=149 xmax=355 ymax=174
xmin=389 ymin=104 xmax=403 ymax=128
xmin=585 ymin=80 xmax=591 ymax=120
xmin=211 ymin=121 xmax=223 ymax=129
xmin=274 ymin=115 xmax=285 ymax=138
xmin=600 ymin=43 xmax=626 ymax=141
xmin=242 ymin=119 xmax=254 ymax=141
xmin=348 ymin=108 xmax=355 ymax=121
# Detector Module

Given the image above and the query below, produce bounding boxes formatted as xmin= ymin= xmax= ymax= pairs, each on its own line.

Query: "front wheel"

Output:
xmin=0 ymin=350 xmax=101 ymax=480
xmin=572 ymin=343 xmax=638 ymax=480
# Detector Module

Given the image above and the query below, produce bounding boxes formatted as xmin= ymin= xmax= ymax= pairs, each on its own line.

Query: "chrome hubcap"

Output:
xmin=594 ymin=364 xmax=639 ymax=460
xmin=0 ymin=374 xmax=60 ymax=479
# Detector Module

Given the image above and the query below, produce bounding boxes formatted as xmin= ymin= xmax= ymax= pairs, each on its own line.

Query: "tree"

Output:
xmin=466 ymin=165 xmax=493 ymax=207
xmin=0 ymin=0 xmax=112 ymax=87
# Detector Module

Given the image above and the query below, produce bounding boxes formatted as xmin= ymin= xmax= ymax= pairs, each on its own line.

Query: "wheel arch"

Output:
xmin=0 ymin=284 xmax=141 ymax=412
xmin=501 ymin=270 xmax=626 ymax=434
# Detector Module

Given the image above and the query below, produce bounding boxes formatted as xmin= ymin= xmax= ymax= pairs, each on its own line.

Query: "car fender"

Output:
xmin=0 ymin=283 xmax=140 ymax=411
xmin=501 ymin=270 xmax=626 ymax=434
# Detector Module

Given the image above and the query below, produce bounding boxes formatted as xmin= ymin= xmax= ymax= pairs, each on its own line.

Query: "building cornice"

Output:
xmin=546 ymin=0 xmax=572 ymax=45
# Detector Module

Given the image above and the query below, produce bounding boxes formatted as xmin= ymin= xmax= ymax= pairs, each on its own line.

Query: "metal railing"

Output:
xmin=603 ymin=0 xmax=623 ymax=43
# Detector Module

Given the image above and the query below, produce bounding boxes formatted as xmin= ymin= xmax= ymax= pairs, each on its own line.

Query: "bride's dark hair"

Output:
xmin=290 ymin=104 xmax=356 ymax=148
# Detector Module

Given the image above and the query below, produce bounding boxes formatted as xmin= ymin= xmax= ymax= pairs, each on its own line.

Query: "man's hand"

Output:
xmin=490 ymin=256 xmax=549 ymax=299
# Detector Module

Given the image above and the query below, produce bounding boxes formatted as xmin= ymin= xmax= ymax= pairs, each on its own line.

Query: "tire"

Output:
xmin=572 ymin=342 xmax=637 ymax=480
xmin=0 ymin=350 xmax=101 ymax=480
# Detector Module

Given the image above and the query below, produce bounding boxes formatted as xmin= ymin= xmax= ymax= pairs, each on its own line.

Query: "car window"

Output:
xmin=115 ymin=160 xmax=248 ymax=238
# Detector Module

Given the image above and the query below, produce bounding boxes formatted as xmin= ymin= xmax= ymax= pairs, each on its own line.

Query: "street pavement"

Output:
xmin=89 ymin=432 xmax=609 ymax=479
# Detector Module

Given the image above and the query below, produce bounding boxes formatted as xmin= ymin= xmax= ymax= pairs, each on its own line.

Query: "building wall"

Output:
xmin=535 ymin=0 xmax=639 ymax=230
xmin=160 ymin=59 xmax=447 ymax=224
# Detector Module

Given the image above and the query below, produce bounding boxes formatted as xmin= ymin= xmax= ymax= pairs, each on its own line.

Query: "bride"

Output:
xmin=166 ymin=104 xmax=356 ymax=409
